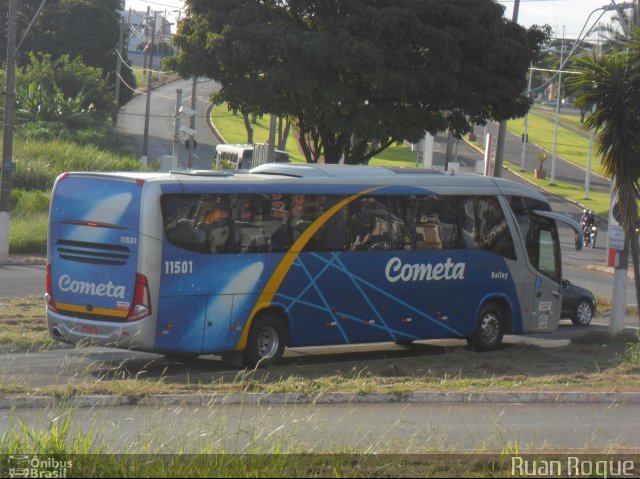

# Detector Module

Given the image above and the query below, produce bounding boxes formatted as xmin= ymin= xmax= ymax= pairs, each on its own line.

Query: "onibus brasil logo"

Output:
xmin=7 ymin=455 xmax=73 ymax=478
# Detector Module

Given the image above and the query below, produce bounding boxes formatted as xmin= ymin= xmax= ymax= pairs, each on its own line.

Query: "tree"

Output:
xmin=169 ymin=0 xmax=546 ymax=164
xmin=569 ymin=31 xmax=640 ymax=324
xmin=0 ymin=0 xmax=136 ymax=105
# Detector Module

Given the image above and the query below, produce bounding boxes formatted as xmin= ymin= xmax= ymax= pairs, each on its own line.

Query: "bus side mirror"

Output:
xmin=575 ymin=231 xmax=583 ymax=251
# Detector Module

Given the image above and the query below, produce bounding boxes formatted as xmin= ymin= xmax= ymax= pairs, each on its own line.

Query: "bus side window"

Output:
xmin=349 ymin=197 xmax=391 ymax=252
xmin=476 ymin=197 xmax=516 ymax=260
xmin=415 ymin=196 xmax=458 ymax=250
xmin=389 ymin=197 xmax=416 ymax=251
xmin=458 ymin=196 xmax=516 ymax=259
xmin=303 ymin=196 xmax=347 ymax=252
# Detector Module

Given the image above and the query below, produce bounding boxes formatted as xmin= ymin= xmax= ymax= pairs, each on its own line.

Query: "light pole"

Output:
xmin=520 ymin=63 xmax=533 ymax=171
xmin=549 ymin=26 xmax=565 ymax=186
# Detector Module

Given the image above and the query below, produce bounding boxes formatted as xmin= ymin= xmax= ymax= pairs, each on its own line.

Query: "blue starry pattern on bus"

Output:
xmin=155 ymin=249 xmax=283 ymax=353
xmin=155 ymin=249 xmax=522 ymax=354
xmin=274 ymin=250 xmax=522 ymax=347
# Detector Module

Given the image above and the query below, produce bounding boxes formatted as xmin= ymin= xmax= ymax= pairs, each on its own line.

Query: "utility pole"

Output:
xmin=143 ymin=6 xmax=150 ymax=75
xmin=609 ymin=0 xmax=639 ymax=332
xmin=493 ymin=0 xmax=520 ymax=178
xmin=113 ymin=17 xmax=125 ymax=129
xmin=174 ymin=88 xmax=183 ymax=159
xmin=188 ymin=77 xmax=197 ymax=169
xmin=142 ymin=11 xmax=157 ymax=163
xmin=0 ymin=0 xmax=48 ymax=260
xmin=0 ymin=0 xmax=17 ymax=260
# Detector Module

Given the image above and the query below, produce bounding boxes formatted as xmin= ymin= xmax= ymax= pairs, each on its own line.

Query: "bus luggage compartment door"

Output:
xmin=202 ymin=295 xmax=234 ymax=353
xmin=155 ymin=296 xmax=207 ymax=353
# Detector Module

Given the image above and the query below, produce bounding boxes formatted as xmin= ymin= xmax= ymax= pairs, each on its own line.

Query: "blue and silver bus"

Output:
xmin=46 ymin=164 xmax=581 ymax=367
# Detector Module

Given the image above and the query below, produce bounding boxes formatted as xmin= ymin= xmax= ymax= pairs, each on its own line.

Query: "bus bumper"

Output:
xmin=46 ymin=310 xmax=156 ymax=351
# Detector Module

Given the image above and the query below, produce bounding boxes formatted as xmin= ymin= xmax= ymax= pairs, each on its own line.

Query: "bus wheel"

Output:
xmin=244 ymin=314 xmax=287 ymax=368
xmin=473 ymin=304 xmax=504 ymax=352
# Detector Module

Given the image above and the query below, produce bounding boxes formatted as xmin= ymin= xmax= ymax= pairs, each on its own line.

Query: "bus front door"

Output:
xmin=528 ymin=218 xmax=562 ymax=333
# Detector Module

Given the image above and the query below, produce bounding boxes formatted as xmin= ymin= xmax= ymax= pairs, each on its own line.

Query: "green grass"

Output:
xmin=8 ymin=213 xmax=48 ymax=254
xmin=507 ymin=109 xmax=604 ymax=177
xmin=509 ymin=167 xmax=610 ymax=218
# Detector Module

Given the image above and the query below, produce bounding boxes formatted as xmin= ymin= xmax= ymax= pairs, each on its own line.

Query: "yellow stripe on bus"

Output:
xmin=236 ymin=186 xmax=383 ymax=351
xmin=56 ymin=302 xmax=129 ymax=318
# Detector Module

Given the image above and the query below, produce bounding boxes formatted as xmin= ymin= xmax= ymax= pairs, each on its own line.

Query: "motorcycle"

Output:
xmin=588 ymin=225 xmax=598 ymax=248
xmin=582 ymin=223 xmax=597 ymax=247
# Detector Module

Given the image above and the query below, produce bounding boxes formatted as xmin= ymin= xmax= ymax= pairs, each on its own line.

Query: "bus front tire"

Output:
xmin=244 ymin=314 xmax=287 ymax=368
xmin=473 ymin=304 xmax=504 ymax=352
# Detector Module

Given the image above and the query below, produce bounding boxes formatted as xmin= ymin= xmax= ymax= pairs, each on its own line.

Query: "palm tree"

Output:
xmin=569 ymin=30 xmax=640 ymax=325
xmin=592 ymin=9 xmax=634 ymax=52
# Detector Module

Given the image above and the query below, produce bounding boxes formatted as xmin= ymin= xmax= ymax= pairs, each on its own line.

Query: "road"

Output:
xmin=2 ymin=401 xmax=639 ymax=452
xmin=0 ymin=263 xmax=44 ymax=298
xmin=116 ymin=77 xmax=221 ymax=169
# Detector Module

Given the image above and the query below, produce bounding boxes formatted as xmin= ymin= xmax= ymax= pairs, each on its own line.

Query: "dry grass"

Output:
xmin=1 ymin=297 xmax=639 ymax=398
xmin=0 ymin=297 xmax=53 ymax=351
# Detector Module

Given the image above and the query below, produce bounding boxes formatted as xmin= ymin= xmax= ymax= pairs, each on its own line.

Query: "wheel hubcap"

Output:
xmin=257 ymin=325 xmax=279 ymax=359
xmin=577 ymin=303 xmax=592 ymax=325
xmin=480 ymin=313 xmax=500 ymax=343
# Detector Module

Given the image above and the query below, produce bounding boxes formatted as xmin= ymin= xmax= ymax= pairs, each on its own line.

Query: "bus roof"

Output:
xmin=60 ymin=164 xmax=548 ymax=203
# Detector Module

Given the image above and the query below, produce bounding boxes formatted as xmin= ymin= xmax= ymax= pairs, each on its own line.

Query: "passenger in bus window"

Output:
xmin=197 ymin=197 xmax=232 ymax=253
xmin=270 ymin=195 xmax=293 ymax=251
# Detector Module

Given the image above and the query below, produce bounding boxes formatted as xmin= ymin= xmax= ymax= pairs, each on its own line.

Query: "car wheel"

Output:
xmin=244 ymin=314 xmax=287 ymax=368
xmin=473 ymin=304 xmax=505 ymax=352
xmin=571 ymin=299 xmax=593 ymax=326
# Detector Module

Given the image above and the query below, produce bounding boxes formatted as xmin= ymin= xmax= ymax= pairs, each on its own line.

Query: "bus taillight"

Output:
xmin=127 ymin=273 xmax=151 ymax=322
xmin=45 ymin=263 xmax=57 ymax=313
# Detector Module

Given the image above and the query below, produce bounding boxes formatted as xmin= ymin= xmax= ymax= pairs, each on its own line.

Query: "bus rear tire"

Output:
xmin=473 ymin=304 xmax=504 ymax=352
xmin=244 ymin=313 xmax=287 ymax=368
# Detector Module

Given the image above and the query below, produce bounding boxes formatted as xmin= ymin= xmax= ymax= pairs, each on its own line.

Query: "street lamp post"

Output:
xmin=520 ymin=63 xmax=533 ymax=171
xmin=549 ymin=26 xmax=565 ymax=186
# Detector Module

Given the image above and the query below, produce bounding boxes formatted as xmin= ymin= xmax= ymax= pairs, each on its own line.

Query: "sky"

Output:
xmin=124 ymin=0 xmax=621 ymax=39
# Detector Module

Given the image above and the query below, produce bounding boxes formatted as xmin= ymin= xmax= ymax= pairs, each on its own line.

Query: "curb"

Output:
xmin=0 ymin=255 xmax=46 ymax=266
xmin=2 ymin=391 xmax=640 ymax=410
xmin=206 ymin=103 xmax=225 ymax=144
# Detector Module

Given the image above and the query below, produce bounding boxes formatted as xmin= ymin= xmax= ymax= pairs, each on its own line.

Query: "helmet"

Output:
xmin=583 ymin=209 xmax=588 ymax=215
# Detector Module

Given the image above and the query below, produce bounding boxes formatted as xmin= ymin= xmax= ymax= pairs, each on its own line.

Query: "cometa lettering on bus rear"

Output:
xmin=58 ymin=274 xmax=126 ymax=299
xmin=385 ymin=257 xmax=465 ymax=283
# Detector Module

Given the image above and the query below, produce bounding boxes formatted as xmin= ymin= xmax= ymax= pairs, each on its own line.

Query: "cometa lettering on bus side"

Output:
xmin=385 ymin=257 xmax=465 ymax=283
xmin=58 ymin=274 xmax=126 ymax=299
